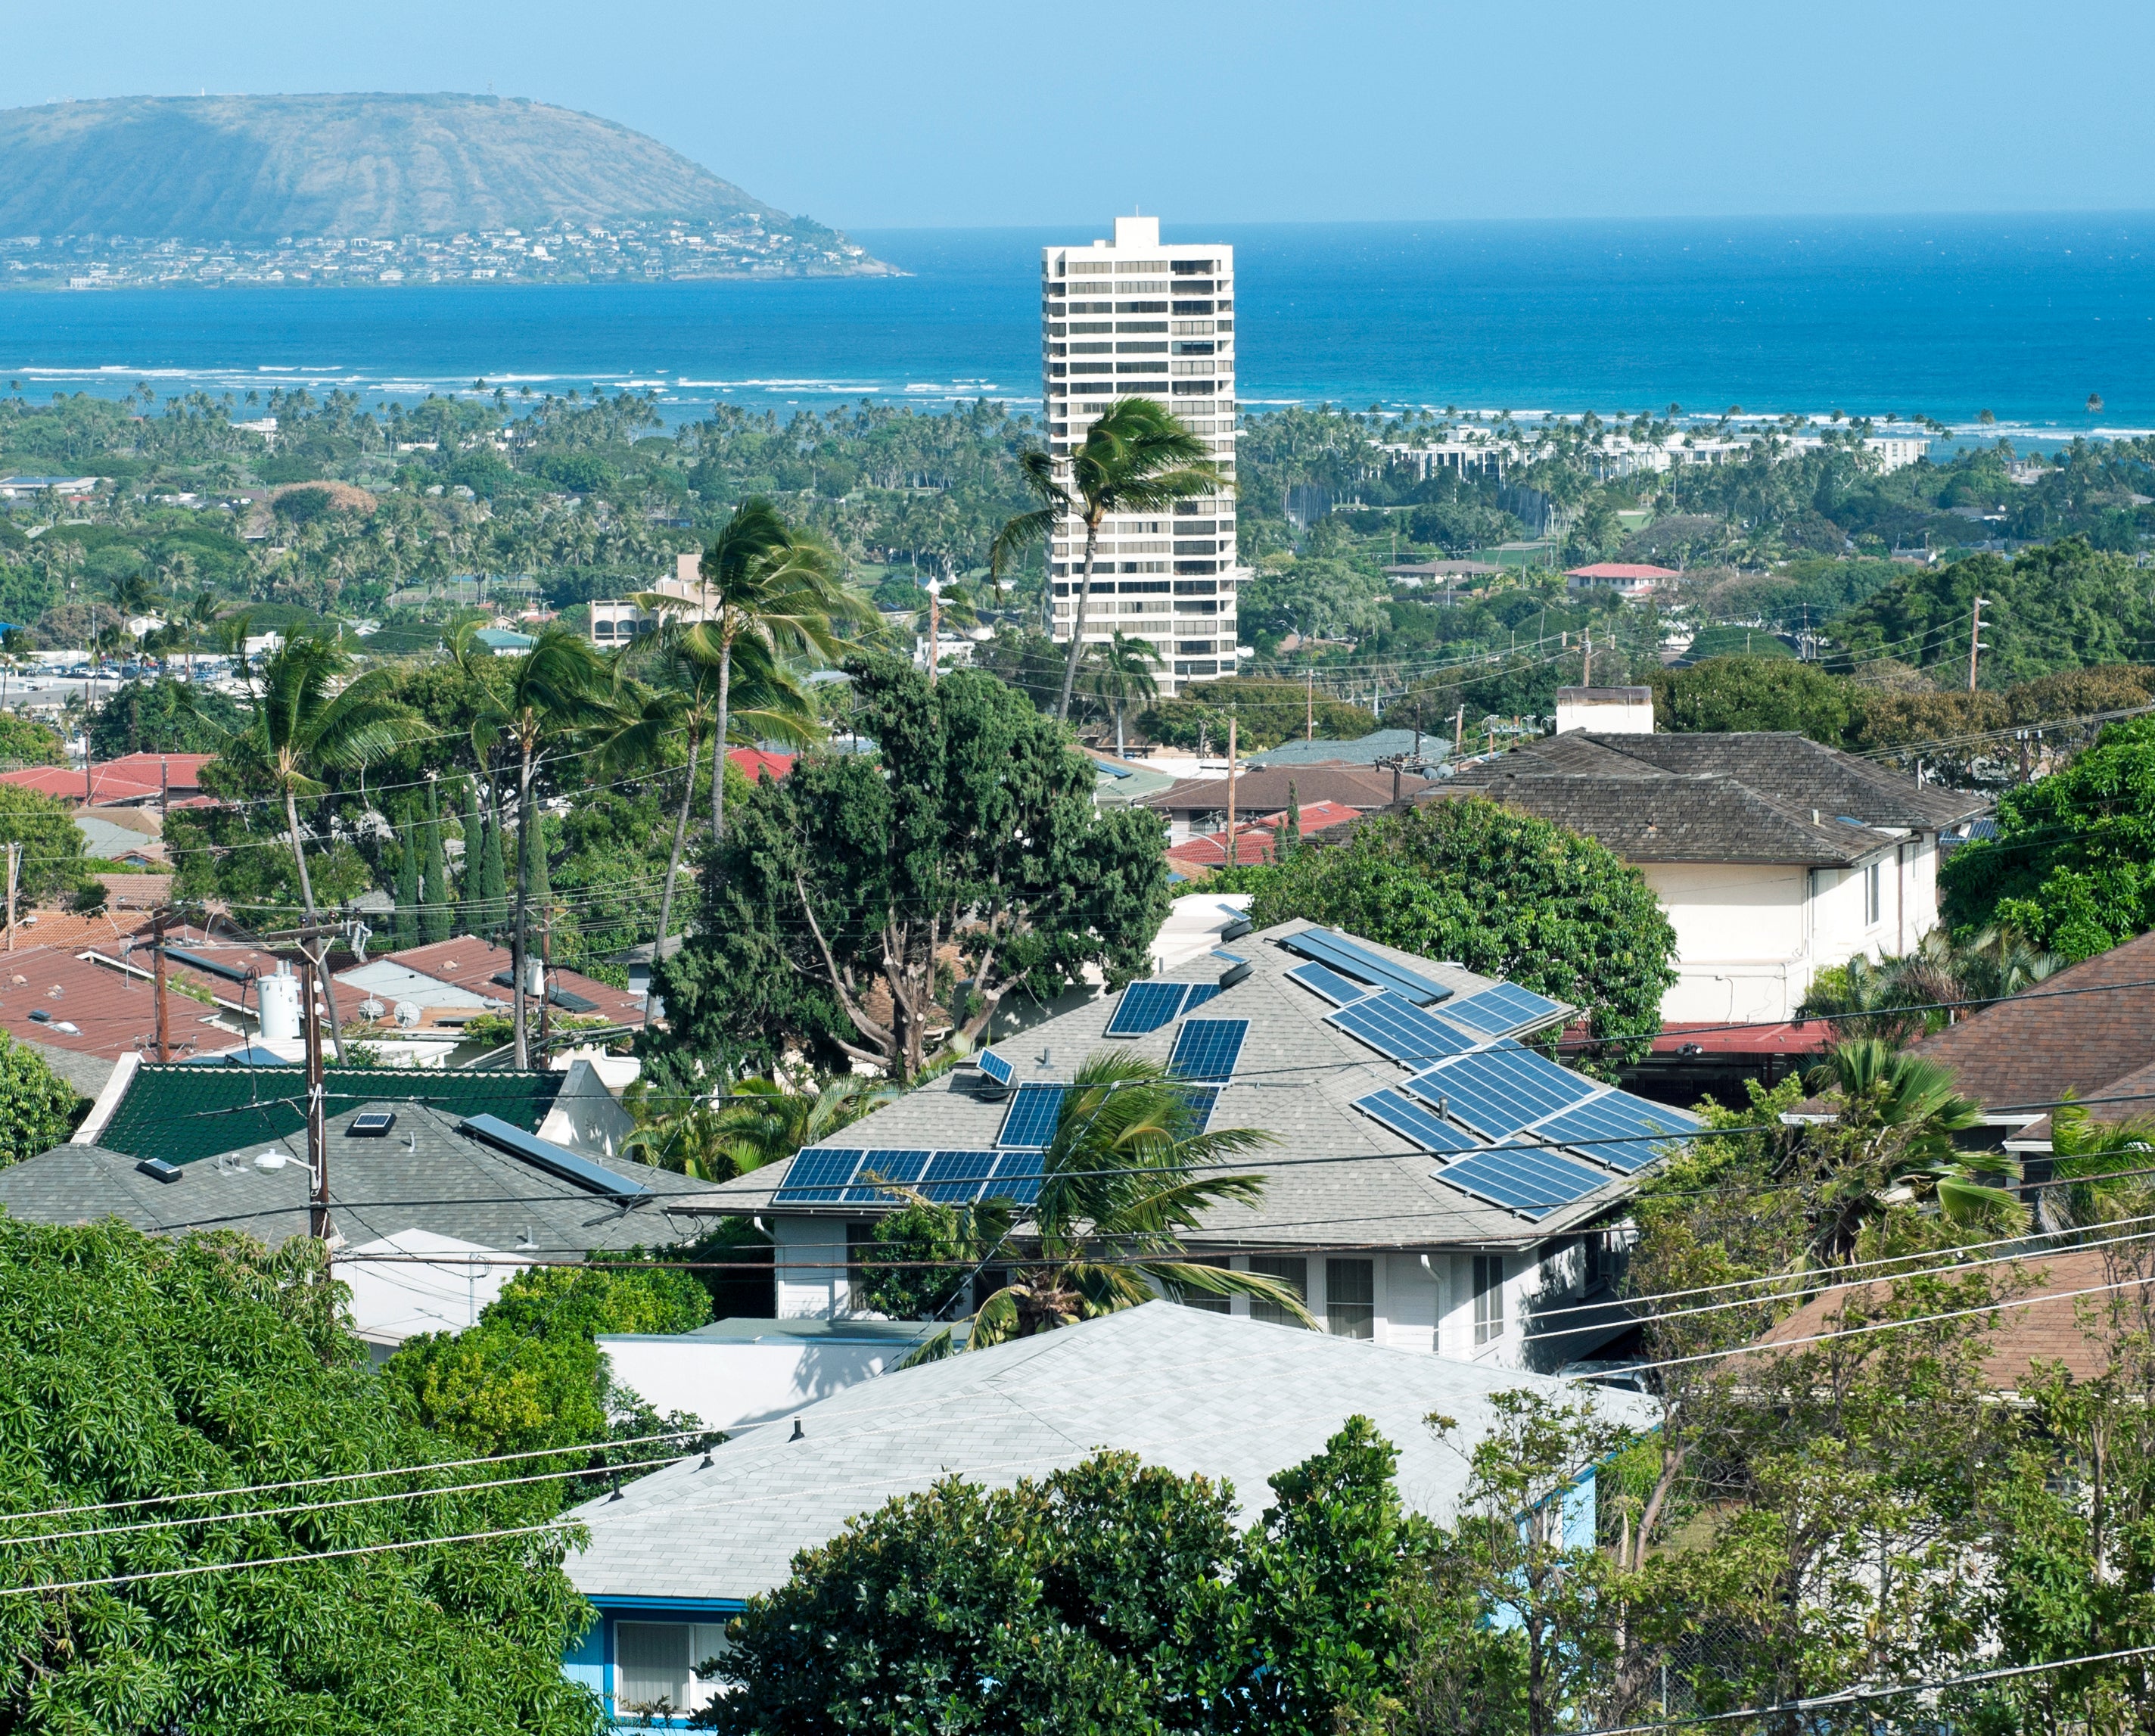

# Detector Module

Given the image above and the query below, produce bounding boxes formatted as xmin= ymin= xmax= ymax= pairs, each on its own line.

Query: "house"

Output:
xmin=1898 ymin=930 xmax=2155 ymax=1157
xmin=0 ymin=1075 xmax=724 ymax=1353
xmin=1385 ymin=558 xmax=1500 ymax=598
xmin=373 ymin=937 xmax=651 ymax=1037
xmin=1165 ymin=800 xmax=1364 ymax=876
xmin=560 ymin=1302 xmax=1655 ymax=1723
xmin=0 ymin=751 xmax=214 ymax=809
xmin=0 ymin=919 xmax=290 ymax=1064
xmin=471 ymin=627 xmax=535 ymax=655
xmin=0 ymin=476 xmax=99 ymax=499
xmin=701 ymin=920 xmax=1703 ymax=1372
xmin=1246 ymin=727 xmax=1450 ymax=771
xmin=1142 ymin=764 xmax=1431 ymax=843
xmin=1564 ymin=562 xmax=1678 ymax=601
xmin=1434 ymin=716 xmax=1987 ymax=1025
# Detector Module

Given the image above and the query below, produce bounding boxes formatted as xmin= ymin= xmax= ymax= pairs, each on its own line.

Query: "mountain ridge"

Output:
xmin=0 ymin=92 xmax=842 ymax=249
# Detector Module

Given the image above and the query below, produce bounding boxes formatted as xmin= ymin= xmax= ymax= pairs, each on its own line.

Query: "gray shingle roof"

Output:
xmin=1432 ymin=730 xmax=1986 ymax=866
xmin=703 ymin=921 xmax=1643 ymax=1250
xmin=1246 ymin=730 xmax=1449 ymax=770
xmin=0 ymin=1101 xmax=729 ymax=1258
xmin=564 ymin=1300 xmax=1656 ymax=1604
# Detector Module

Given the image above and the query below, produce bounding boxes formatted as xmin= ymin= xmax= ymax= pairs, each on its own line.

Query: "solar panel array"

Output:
xmin=772 ymin=1146 xmax=861 ymax=1205
xmin=920 ymin=1149 xmax=998 ymax=1203
xmin=1169 ymin=1018 xmax=1249 ymax=1082
xmin=1181 ymin=982 xmax=1223 ymax=1013
xmin=1352 ymin=1088 xmax=1484 ymax=1156
xmin=987 ymin=1149 xmax=1045 ymax=1206
xmin=1404 ymin=1047 xmax=1597 ymax=1140
xmin=1531 ymin=1090 xmax=1702 ymax=1174
xmin=997 ymin=1083 xmax=1068 ymax=1150
xmin=1286 ymin=960 xmax=1372 ymax=1006
xmin=1441 ymin=982 xmax=1569 ymax=1037
xmin=845 ymin=1149 xmax=928 ymax=1204
xmin=1174 ymin=1083 xmax=1223 ymax=1130
xmin=777 ymin=1146 xmax=1020 ymax=1207
xmin=1105 ymin=980 xmax=1191 ymax=1035
xmin=1432 ymin=1145 xmax=1616 ymax=1222
xmin=1280 ymin=927 xmax=1453 ymax=1005
xmin=1327 ymin=991 xmax=1478 ymax=1067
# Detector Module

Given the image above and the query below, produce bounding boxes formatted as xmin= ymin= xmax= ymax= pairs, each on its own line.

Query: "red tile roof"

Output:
xmin=1649 ymin=1021 xmax=1831 ymax=1058
xmin=728 ymin=748 xmax=795 ymax=782
xmin=1565 ymin=562 xmax=1681 ymax=580
xmin=0 ymin=754 xmax=212 ymax=805
xmin=1168 ymin=823 xmax=1277 ymax=871
xmin=378 ymin=937 xmax=648 ymax=1028
xmin=0 ymin=941 xmax=249 ymax=1062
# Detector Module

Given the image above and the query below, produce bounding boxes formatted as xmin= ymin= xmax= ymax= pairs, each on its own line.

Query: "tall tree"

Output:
xmin=456 ymin=778 xmax=487 ymax=935
xmin=1081 ymin=630 xmax=1162 ymax=758
xmin=991 ymin=398 xmax=1228 ymax=722
xmin=649 ymin=657 xmax=1171 ymax=1083
xmin=392 ymin=813 xmax=419 ymax=950
xmin=638 ymin=497 xmax=864 ymax=862
xmin=419 ymin=775 xmax=451 ymax=944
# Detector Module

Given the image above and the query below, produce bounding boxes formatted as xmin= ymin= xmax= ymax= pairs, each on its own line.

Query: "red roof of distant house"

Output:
xmin=727 ymin=748 xmax=795 ymax=782
xmin=1564 ymin=563 xmax=1681 ymax=580
xmin=1644 ymin=1021 xmax=1830 ymax=1058
xmin=1255 ymin=799 xmax=1362 ymax=835
xmin=1168 ymin=823 xmax=1277 ymax=872
xmin=381 ymin=937 xmax=649 ymax=1028
xmin=0 ymin=753 xmax=214 ymax=806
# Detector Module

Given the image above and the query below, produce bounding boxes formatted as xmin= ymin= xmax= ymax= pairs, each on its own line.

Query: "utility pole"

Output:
xmin=926 ymin=583 xmax=940 ymax=689
xmin=1582 ymin=628 xmax=1593 ymax=686
xmin=298 ymin=942 xmax=330 ymax=1243
xmin=538 ymin=917 xmax=553 ymax=1054
xmin=151 ymin=907 xmax=169 ymax=1065
xmin=1305 ymin=667 xmax=1314 ymax=741
xmin=1968 ymin=596 xmax=1990 ymax=692
xmin=1224 ymin=711 xmax=1238 ymax=868
xmin=1452 ymin=706 xmax=1465 ymax=756
xmin=4 ymin=841 xmax=17 ymax=953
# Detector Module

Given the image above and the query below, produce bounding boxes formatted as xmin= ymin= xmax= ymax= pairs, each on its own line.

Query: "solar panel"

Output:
xmin=772 ymin=1146 xmax=864 ymax=1204
xmin=976 ymin=1048 xmax=1015 ymax=1086
xmin=1351 ymin=1088 xmax=1485 ymax=1155
xmin=459 ymin=1113 xmax=653 ymax=1198
xmin=1280 ymin=928 xmax=1453 ymax=1005
xmin=1326 ymin=991 xmax=1478 ymax=1066
xmin=1534 ymin=1090 xmax=1702 ymax=1174
xmin=1181 ymin=982 xmax=1222 ymax=1013
xmin=919 ymin=1149 xmax=999 ymax=1204
xmin=984 ymin=1148 xmax=1046 ymax=1207
xmin=1286 ymin=960 xmax=1372 ymax=1006
xmin=1402 ymin=1049 xmax=1598 ymax=1140
xmin=1442 ymin=982 xmax=1570 ymax=1037
xmin=347 ymin=1112 xmax=396 ymax=1137
xmin=1169 ymin=1019 xmax=1248 ymax=1082
xmin=1432 ymin=1145 xmax=1614 ymax=1221
xmin=1105 ymin=980 xmax=1189 ymax=1036
xmin=844 ymin=1149 xmax=931 ymax=1204
xmin=997 ymin=1083 xmax=1067 ymax=1149
xmin=1173 ymin=1084 xmax=1222 ymax=1131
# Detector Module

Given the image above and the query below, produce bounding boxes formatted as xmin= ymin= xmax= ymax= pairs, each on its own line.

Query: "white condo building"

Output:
xmin=1041 ymin=215 xmax=1242 ymax=694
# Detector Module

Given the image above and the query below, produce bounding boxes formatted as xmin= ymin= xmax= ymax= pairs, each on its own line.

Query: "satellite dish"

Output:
xmin=393 ymin=1000 xmax=421 ymax=1028
xmin=358 ymin=996 xmax=386 ymax=1021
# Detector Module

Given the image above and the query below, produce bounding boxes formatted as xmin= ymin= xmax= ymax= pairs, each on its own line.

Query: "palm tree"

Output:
xmin=1081 ymin=632 xmax=1162 ymax=758
xmin=1793 ymin=1039 xmax=2019 ymax=1268
xmin=2046 ymin=1102 xmax=2155 ymax=1229
xmin=602 ymin=631 xmax=814 ymax=954
xmin=641 ymin=498 xmax=864 ymax=859
xmin=241 ymin=632 xmax=418 ymax=1060
xmin=473 ymin=626 xmax=615 ymax=1068
xmin=990 ymin=398 xmax=1227 ymax=723
xmin=905 ymin=1054 xmax=1310 ymax=1355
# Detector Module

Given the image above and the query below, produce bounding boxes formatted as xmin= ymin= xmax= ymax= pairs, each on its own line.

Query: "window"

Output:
xmin=1473 ymin=1254 xmax=1505 ymax=1346
xmin=1182 ymin=1256 xmax=1231 ymax=1313
xmin=1326 ymin=1258 xmax=1375 ymax=1339
xmin=1866 ymin=861 xmax=1883 ymax=926
xmin=1248 ymin=1255 xmax=1308 ymax=1324
xmin=614 ymin=1621 xmax=731 ymax=1716
xmin=1171 ymin=299 xmax=1214 ymax=315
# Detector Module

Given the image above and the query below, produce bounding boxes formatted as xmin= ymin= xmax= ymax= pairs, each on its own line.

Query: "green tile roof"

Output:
xmin=98 ymin=1067 xmax=567 ymax=1167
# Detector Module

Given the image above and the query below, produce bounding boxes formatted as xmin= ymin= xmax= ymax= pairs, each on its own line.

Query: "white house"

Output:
xmin=1439 ymin=704 xmax=1988 ymax=1024
xmin=700 ymin=920 xmax=1701 ymax=1374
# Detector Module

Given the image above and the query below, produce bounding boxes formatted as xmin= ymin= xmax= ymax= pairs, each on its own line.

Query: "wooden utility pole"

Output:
xmin=538 ymin=918 xmax=553 ymax=1053
xmin=298 ymin=943 xmax=331 ymax=1243
xmin=5 ymin=842 xmax=17 ymax=953
xmin=151 ymin=908 xmax=169 ymax=1064
xmin=1453 ymin=706 xmax=1465 ymax=755
xmin=1224 ymin=712 xmax=1239 ymax=868
xmin=1968 ymin=596 xmax=1989 ymax=692
xmin=1305 ymin=667 xmax=1314 ymax=740
xmin=927 ymin=584 xmax=941 ymax=689
xmin=1582 ymin=628 xmax=1594 ymax=686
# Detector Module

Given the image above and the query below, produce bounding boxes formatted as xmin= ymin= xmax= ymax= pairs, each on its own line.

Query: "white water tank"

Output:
xmin=258 ymin=966 xmax=301 ymax=1043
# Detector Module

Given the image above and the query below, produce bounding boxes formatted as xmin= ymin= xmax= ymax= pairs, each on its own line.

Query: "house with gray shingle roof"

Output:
xmin=558 ymin=1302 xmax=1656 ymax=1723
xmin=705 ymin=919 xmax=1702 ymax=1374
xmin=1430 ymin=729 xmax=1987 ymax=1026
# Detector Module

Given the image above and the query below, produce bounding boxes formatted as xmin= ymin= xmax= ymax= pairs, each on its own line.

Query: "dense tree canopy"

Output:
xmin=85 ymin=676 xmax=247 ymax=756
xmin=1230 ymin=796 xmax=1678 ymax=1056
xmin=1646 ymin=655 xmax=1867 ymax=739
xmin=0 ymin=1220 xmax=602 ymax=1735
xmin=0 ymin=1028 xmax=84 ymax=1165
xmin=0 ymin=784 xmax=94 ymax=905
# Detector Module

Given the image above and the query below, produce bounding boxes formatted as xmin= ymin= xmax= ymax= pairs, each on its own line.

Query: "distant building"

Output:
xmin=589 ymin=552 xmax=708 ymax=647
xmin=0 ymin=476 xmax=98 ymax=499
xmin=1564 ymin=562 xmax=1678 ymax=602
xmin=1384 ymin=558 xmax=1499 ymax=602
xmin=1043 ymin=216 xmax=1241 ymax=694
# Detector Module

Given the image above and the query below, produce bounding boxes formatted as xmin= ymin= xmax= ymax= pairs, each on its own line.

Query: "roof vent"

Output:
xmin=135 ymin=1157 xmax=183 ymax=1184
xmin=1217 ymin=960 xmax=1253 ymax=990
xmin=1219 ymin=916 xmax=1252 ymax=941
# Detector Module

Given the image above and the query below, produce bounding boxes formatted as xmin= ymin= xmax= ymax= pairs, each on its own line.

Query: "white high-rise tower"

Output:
xmin=1040 ymin=215 xmax=1241 ymax=695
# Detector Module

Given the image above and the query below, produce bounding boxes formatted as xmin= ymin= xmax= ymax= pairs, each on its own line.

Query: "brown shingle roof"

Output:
xmin=1143 ymin=764 xmax=1429 ymax=818
xmin=1904 ymin=930 xmax=2155 ymax=1118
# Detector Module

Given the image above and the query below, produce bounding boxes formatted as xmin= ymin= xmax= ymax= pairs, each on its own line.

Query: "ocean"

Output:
xmin=2 ymin=216 xmax=2152 ymax=446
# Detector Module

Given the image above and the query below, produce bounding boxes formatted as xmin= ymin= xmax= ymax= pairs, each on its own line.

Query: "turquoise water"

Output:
xmin=2 ymin=216 xmax=2150 ymax=442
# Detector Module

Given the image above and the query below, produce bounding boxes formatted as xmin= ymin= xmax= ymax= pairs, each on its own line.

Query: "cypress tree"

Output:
xmin=420 ymin=779 xmax=451 ymax=945
xmin=479 ymin=801 xmax=508 ymax=935
xmin=391 ymin=810 xmax=419 ymax=951
xmin=458 ymin=780 xmax=485 ymax=936
xmin=1279 ymin=779 xmax=1301 ymax=856
xmin=520 ymin=800 xmax=552 ymax=935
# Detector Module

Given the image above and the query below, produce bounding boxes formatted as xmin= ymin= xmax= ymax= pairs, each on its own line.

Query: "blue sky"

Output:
xmin=7 ymin=1 xmax=2152 ymax=230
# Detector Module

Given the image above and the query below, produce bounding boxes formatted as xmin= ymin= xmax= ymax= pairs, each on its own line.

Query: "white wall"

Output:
xmin=773 ymin=1215 xmax=854 ymax=1318
xmin=598 ymin=1333 xmax=905 ymax=1432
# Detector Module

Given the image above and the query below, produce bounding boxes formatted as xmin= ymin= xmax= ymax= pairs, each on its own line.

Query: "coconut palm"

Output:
xmin=636 ymin=498 xmax=866 ymax=860
xmin=1793 ymin=1038 xmax=2019 ymax=1268
xmin=990 ymin=398 xmax=1227 ymax=723
xmin=239 ymin=632 xmax=418 ymax=1060
xmin=625 ymin=1075 xmax=892 ymax=1182
xmin=1081 ymin=631 xmax=1162 ymax=758
xmin=904 ymin=1054 xmax=1309 ymax=1356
